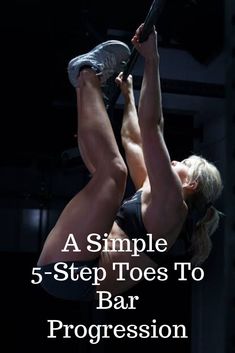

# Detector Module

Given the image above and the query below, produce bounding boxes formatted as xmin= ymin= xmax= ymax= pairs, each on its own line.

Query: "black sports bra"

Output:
xmin=115 ymin=190 xmax=192 ymax=265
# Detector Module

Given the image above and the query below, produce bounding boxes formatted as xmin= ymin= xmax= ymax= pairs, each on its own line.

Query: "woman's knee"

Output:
xmin=104 ymin=157 xmax=127 ymax=193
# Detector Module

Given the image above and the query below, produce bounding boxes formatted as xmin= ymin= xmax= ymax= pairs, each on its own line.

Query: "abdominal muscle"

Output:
xmin=98 ymin=222 xmax=160 ymax=296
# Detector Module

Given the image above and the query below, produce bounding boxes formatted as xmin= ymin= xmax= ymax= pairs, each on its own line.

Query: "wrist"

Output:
xmin=144 ymin=54 xmax=160 ymax=66
xmin=124 ymin=94 xmax=135 ymax=105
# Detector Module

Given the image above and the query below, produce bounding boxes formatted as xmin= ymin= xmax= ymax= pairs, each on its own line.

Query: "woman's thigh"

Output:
xmin=38 ymin=169 xmax=126 ymax=265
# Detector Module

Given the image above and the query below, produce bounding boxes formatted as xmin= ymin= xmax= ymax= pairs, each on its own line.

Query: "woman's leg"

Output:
xmin=76 ymin=87 xmax=96 ymax=175
xmin=77 ymin=70 xmax=123 ymax=175
xmin=38 ymin=69 xmax=127 ymax=265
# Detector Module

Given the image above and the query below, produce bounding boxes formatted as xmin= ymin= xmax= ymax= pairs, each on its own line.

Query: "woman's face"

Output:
xmin=171 ymin=160 xmax=190 ymax=184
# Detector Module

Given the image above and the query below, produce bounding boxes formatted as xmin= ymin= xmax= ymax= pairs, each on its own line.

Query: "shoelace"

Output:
xmin=87 ymin=50 xmax=119 ymax=82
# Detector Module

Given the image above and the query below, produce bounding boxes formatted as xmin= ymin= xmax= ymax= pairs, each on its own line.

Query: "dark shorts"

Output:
xmin=39 ymin=259 xmax=99 ymax=301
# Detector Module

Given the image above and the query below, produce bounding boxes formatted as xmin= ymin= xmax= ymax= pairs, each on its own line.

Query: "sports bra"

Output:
xmin=115 ymin=190 xmax=192 ymax=265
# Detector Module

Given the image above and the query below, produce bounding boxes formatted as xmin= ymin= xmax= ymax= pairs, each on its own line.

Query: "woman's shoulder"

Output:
xmin=141 ymin=184 xmax=188 ymax=237
xmin=141 ymin=180 xmax=185 ymax=210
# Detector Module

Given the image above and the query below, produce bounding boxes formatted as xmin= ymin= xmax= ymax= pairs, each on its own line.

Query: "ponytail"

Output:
xmin=190 ymin=206 xmax=221 ymax=266
xmin=182 ymin=155 xmax=223 ymax=266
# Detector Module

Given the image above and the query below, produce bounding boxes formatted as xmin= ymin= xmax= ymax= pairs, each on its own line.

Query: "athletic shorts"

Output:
xmin=39 ymin=259 xmax=99 ymax=301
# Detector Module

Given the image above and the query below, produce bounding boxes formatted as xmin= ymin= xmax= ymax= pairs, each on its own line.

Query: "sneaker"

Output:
xmin=67 ymin=40 xmax=130 ymax=87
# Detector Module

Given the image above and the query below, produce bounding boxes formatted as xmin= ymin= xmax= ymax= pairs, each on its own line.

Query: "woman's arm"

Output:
xmin=116 ymin=73 xmax=148 ymax=190
xmin=132 ymin=25 xmax=183 ymax=204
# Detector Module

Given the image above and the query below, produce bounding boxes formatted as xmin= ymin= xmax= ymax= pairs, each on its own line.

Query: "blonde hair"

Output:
xmin=183 ymin=155 xmax=223 ymax=266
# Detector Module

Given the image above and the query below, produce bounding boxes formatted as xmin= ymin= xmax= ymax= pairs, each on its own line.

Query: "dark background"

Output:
xmin=1 ymin=0 xmax=225 ymax=352
xmin=1 ymin=0 xmax=224 ymax=158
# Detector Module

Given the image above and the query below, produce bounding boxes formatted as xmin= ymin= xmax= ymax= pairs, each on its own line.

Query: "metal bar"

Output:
xmin=107 ymin=0 xmax=166 ymax=112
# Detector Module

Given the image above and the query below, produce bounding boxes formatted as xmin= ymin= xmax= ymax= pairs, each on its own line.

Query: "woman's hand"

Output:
xmin=131 ymin=23 xmax=159 ymax=62
xmin=115 ymin=72 xmax=134 ymax=100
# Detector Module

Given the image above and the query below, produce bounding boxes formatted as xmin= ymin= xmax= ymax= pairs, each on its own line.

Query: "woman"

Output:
xmin=37 ymin=24 xmax=223 ymax=300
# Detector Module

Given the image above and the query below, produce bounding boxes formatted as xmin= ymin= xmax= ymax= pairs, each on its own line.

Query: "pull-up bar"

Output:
xmin=107 ymin=0 xmax=166 ymax=112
